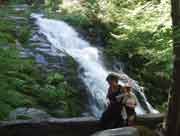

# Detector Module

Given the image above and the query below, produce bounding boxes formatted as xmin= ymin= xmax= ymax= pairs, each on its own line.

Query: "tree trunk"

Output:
xmin=166 ymin=0 xmax=180 ymax=136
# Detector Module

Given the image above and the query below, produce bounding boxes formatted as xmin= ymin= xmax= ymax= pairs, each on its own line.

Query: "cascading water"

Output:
xmin=32 ymin=13 xmax=158 ymax=118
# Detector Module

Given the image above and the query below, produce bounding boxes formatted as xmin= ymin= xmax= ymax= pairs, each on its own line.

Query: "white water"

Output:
xmin=32 ymin=14 xmax=158 ymax=118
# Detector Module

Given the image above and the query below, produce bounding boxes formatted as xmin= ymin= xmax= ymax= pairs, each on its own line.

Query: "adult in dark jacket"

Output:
xmin=100 ymin=73 xmax=124 ymax=129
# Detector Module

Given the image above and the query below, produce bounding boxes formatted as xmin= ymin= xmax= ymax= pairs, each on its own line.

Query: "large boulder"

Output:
xmin=92 ymin=127 xmax=140 ymax=136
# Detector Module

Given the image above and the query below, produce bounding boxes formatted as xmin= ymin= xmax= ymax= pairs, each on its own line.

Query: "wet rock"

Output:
xmin=81 ymin=112 xmax=92 ymax=117
xmin=35 ymin=47 xmax=52 ymax=54
xmin=92 ymin=127 xmax=140 ymax=136
xmin=8 ymin=108 xmax=51 ymax=120
xmin=136 ymin=113 xmax=164 ymax=129
xmin=14 ymin=4 xmax=29 ymax=11
xmin=19 ymin=48 xmax=34 ymax=58
xmin=35 ymin=54 xmax=48 ymax=65
xmin=30 ymin=33 xmax=49 ymax=44
xmin=30 ymin=43 xmax=50 ymax=49
xmin=7 ymin=16 xmax=28 ymax=21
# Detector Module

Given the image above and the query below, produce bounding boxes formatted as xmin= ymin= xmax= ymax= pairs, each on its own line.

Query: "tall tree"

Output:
xmin=166 ymin=0 xmax=180 ymax=136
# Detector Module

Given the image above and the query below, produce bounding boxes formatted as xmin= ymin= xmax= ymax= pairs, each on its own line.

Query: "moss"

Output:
xmin=0 ymin=19 xmax=16 ymax=45
xmin=47 ymin=73 xmax=65 ymax=85
xmin=0 ymin=102 xmax=13 ymax=120
xmin=0 ymin=90 xmax=27 ymax=107
xmin=17 ymin=24 xmax=30 ymax=44
xmin=0 ymin=32 xmax=15 ymax=44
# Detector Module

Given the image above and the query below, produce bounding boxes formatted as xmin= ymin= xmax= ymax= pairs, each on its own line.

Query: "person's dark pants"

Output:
xmin=100 ymin=103 xmax=124 ymax=129
xmin=126 ymin=106 xmax=136 ymax=126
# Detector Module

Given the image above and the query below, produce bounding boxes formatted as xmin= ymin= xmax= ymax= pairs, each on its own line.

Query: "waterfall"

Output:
xmin=31 ymin=13 xmax=158 ymax=118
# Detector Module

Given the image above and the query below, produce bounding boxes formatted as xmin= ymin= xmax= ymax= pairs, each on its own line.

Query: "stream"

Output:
xmin=31 ymin=13 xmax=158 ymax=118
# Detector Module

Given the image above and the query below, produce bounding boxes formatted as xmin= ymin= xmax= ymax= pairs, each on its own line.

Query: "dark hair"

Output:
xmin=106 ymin=73 xmax=120 ymax=83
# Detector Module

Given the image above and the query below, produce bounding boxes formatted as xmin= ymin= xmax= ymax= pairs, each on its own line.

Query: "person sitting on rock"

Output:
xmin=120 ymin=84 xmax=137 ymax=126
xmin=100 ymin=73 xmax=124 ymax=129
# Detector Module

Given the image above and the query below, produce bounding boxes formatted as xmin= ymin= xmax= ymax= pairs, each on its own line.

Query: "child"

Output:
xmin=121 ymin=84 xmax=137 ymax=126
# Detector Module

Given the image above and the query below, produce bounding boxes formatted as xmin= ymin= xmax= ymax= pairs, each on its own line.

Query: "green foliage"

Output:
xmin=44 ymin=0 xmax=62 ymax=11
xmin=45 ymin=3 xmax=90 ymax=27
xmin=0 ymin=19 xmax=16 ymax=44
xmin=0 ymin=43 xmax=82 ymax=120
xmin=0 ymin=48 xmax=37 ymax=120
xmin=18 ymin=25 xmax=31 ymax=44
xmin=62 ymin=0 xmax=171 ymax=110
xmin=0 ymin=5 xmax=83 ymax=120
xmin=81 ymin=0 xmax=101 ymax=24
xmin=102 ymin=0 xmax=172 ymax=109
xmin=47 ymin=73 xmax=64 ymax=84
xmin=0 ymin=102 xmax=13 ymax=120
xmin=0 ymin=32 xmax=15 ymax=44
